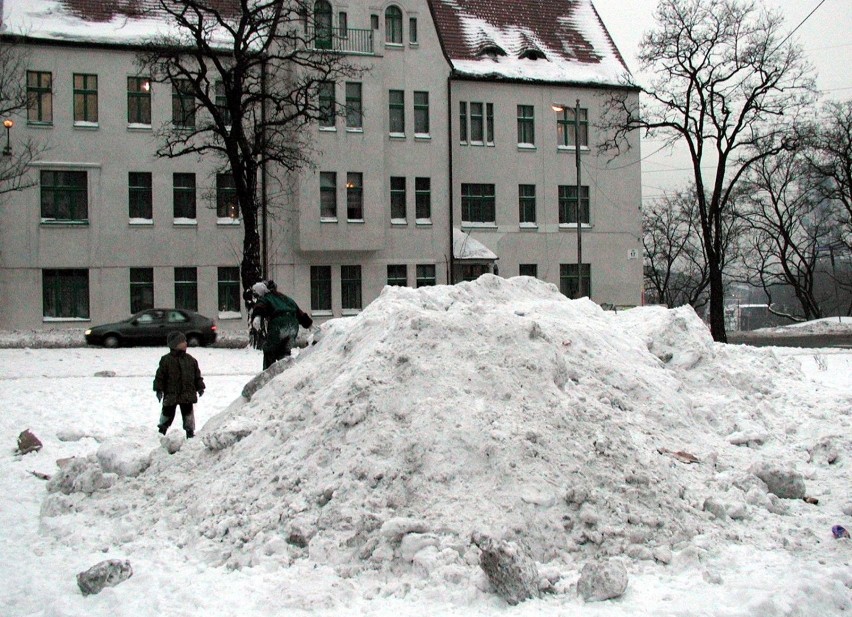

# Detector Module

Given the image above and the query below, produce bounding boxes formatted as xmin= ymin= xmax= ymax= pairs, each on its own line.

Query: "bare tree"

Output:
xmin=805 ymin=100 xmax=852 ymax=250
xmin=137 ymin=0 xmax=362 ymax=296
xmin=643 ymin=187 xmax=710 ymax=309
xmin=738 ymin=146 xmax=834 ymax=321
xmin=0 ymin=36 xmax=44 ymax=194
xmin=600 ymin=0 xmax=816 ymax=341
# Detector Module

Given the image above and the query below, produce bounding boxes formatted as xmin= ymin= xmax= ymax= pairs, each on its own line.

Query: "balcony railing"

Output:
xmin=307 ymin=27 xmax=374 ymax=55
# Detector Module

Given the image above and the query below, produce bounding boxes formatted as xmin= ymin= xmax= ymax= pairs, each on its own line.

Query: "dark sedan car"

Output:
xmin=85 ymin=308 xmax=218 ymax=348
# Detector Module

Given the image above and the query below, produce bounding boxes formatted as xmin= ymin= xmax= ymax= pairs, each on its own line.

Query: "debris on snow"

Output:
xmin=16 ymin=429 xmax=42 ymax=455
xmin=76 ymin=559 xmax=133 ymax=596
xmin=472 ymin=532 xmax=542 ymax=605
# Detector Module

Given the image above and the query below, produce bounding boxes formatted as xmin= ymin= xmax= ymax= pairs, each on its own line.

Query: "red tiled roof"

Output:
xmin=56 ymin=0 xmax=238 ymax=23
xmin=428 ymin=0 xmax=628 ymax=75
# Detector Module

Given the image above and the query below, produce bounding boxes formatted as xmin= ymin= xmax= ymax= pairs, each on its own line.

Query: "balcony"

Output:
xmin=307 ymin=27 xmax=374 ymax=55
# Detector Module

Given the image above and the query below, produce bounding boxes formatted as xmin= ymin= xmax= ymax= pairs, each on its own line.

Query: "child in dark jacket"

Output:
xmin=154 ymin=331 xmax=205 ymax=438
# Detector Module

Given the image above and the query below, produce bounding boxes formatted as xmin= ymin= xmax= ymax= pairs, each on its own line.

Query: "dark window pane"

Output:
xmin=173 ymin=173 xmax=196 ymax=219
xmin=130 ymin=267 xmax=154 ymax=314
xmin=218 ymin=267 xmax=241 ymax=312
xmin=387 ymin=264 xmax=407 ymax=286
xmin=129 ymin=172 xmax=153 ymax=219
xmin=43 ymin=269 xmax=89 ymax=318
xmin=341 ymin=265 xmax=362 ymax=310
xmin=311 ymin=265 xmax=332 ymax=311
xmin=175 ymin=267 xmax=198 ymax=311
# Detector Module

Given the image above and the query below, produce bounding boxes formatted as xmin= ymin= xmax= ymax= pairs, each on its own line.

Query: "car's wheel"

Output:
xmin=187 ymin=335 xmax=202 ymax=347
xmin=103 ymin=335 xmax=120 ymax=348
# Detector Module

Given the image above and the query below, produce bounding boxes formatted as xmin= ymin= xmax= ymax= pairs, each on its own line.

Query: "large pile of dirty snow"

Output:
xmin=40 ymin=276 xmax=846 ymax=597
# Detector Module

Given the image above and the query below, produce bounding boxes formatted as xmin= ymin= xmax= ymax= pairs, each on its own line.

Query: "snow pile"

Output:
xmin=38 ymin=276 xmax=847 ymax=600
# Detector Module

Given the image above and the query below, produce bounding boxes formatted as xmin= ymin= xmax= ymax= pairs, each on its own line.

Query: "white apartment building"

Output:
xmin=0 ymin=0 xmax=641 ymax=331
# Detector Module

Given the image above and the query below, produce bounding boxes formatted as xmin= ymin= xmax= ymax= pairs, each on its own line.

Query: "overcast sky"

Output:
xmin=592 ymin=0 xmax=852 ymax=202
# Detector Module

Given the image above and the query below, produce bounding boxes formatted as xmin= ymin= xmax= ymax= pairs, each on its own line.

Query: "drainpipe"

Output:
xmin=261 ymin=56 xmax=268 ymax=278
xmin=447 ymin=74 xmax=454 ymax=284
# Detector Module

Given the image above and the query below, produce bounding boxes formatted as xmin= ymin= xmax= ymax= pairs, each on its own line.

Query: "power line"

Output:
xmin=774 ymin=0 xmax=828 ymax=52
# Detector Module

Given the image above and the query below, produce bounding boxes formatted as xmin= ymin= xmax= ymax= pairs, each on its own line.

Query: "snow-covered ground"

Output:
xmin=1 ymin=276 xmax=850 ymax=616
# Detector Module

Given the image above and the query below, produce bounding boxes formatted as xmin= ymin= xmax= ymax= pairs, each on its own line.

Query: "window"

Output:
xmin=459 ymin=102 xmax=467 ymax=143
xmin=385 ymin=6 xmax=402 ymax=44
xmin=517 ymin=105 xmax=534 ymax=146
xmin=173 ymin=173 xmax=196 ymax=219
xmin=519 ymin=264 xmax=538 ymax=278
xmin=320 ymin=171 xmax=337 ymax=220
xmin=409 ymin=18 xmax=418 ymax=44
xmin=341 ymin=265 xmax=362 ymax=311
xmin=558 ymin=185 xmax=590 ymax=225
xmin=470 ymin=102 xmax=484 ymax=142
xmin=127 ymin=77 xmax=151 ymax=125
xmin=486 ymin=103 xmax=494 ymax=144
xmin=129 ymin=172 xmax=153 ymax=220
xmin=218 ymin=267 xmax=241 ymax=313
xmin=415 ymin=177 xmax=431 ymax=220
xmin=414 ymin=91 xmax=429 ymax=135
xmin=130 ymin=268 xmax=154 ymax=314
xmin=390 ymin=176 xmax=406 ymax=221
xmin=346 ymin=172 xmax=363 ymax=220
xmin=519 ymin=184 xmax=536 ymax=225
xmin=311 ymin=265 xmax=332 ymax=312
xmin=43 ymin=269 xmax=89 ymax=319
xmin=339 ymin=11 xmax=348 ymax=37
xmin=557 ymin=107 xmax=589 ymax=148
xmin=345 ymin=82 xmax=362 ymax=129
xmin=40 ymin=170 xmax=87 ymax=221
xmin=560 ymin=263 xmax=591 ymax=299
xmin=371 ymin=14 xmax=379 ymax=30
xmin=319 ymin=81 xmax=335 ymax=128
xmin=217 ymin=173 xmax=238 ymax=219
xmin=175 ymin=267 xmax=198 ymax=311
xmin=389 ymin=89 xmax=404 ymax=134
xmin=27 ymin=71 xmax=52 ymax=124
xmin=172 ymin=79 xmax=195 ymax=127
xmin=215 ymin=80 xmax=231 ymax=126
xmin=313 ymin=0 xmax=333 ymax=49
xmin=416 ymin=264 xmax=436 ymax=287
xmin=73 ymin=73 xmax=98 ymax=124
xmin=387 ymin=264 xmax=407 ymax=286
xmin=461 ymin=183 xmax=495 ymax=224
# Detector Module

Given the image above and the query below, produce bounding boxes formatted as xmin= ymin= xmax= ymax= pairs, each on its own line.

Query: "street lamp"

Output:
xmin=552 ymin=99 xmax=583 ymax=298
xmin=2 ymin=119 xmax=13 ymax=156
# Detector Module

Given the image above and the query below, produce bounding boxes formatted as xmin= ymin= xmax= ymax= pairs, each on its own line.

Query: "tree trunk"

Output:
xmin=708 ymin=264 xmax=727 ymax=343
xmin=239 ymin=193 xmax=262 ymax=299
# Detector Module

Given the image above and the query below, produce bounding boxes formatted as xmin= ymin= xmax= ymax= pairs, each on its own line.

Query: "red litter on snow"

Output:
xmin=831 ymin=525 xmax=850 ymax=539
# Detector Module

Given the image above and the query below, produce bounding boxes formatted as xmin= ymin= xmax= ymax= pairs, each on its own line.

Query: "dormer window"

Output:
xmin=477 ymin=45 xmax=506 ymax=58
xmin=519 ymin=48 xmax=546 ymax=61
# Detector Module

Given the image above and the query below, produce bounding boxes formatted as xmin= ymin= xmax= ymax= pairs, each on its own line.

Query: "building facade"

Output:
xmin=0 ymin=0 xmax=641 ymax=331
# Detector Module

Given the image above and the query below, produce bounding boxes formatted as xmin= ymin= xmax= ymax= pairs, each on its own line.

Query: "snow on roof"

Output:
xmin=430 ymin=0 xmax=630 ymax=85
xmin=453 ymin=228 xmax=497 ymax=260
xmin=1 ymin=0 xmax=238 ymax=46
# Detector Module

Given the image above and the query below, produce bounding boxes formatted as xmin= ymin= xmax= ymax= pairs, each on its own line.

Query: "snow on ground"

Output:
xmin=752 ymin=316 xmax=852 ymax=337
xmin=1 ymin=276 xmax=850 ymax=616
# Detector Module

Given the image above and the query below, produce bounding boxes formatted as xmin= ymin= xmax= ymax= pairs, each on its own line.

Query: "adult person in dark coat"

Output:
xmin=154 ymin=331 xmax=205 ymax=438
xmin=250 ymin=280 xmax=312 ymax=370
